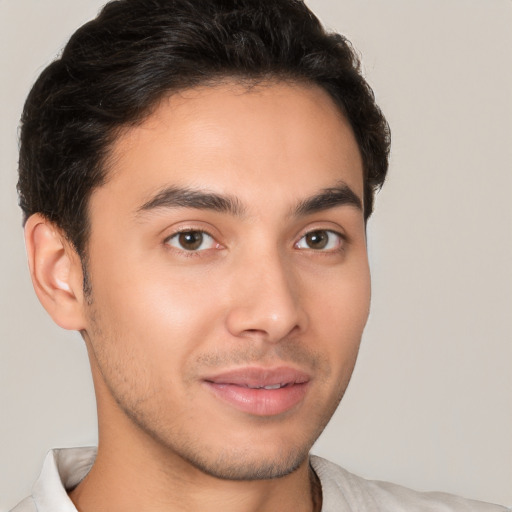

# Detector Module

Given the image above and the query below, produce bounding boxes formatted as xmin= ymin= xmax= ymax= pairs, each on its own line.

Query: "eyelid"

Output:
xmin=161 ymin=221 xmax=219 ymax=242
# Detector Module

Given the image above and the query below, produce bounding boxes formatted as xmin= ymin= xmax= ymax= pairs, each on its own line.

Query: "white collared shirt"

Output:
xmin=10 ymin=447 xmax=510 ymax=512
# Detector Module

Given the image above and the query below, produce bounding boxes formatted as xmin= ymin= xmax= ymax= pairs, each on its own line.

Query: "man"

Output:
xmin=9 ymin=0 xmax=509 ymax=511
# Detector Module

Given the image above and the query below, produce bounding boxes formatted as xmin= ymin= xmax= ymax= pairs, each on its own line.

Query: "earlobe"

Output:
xmin=24 ymin=214 xmax=87 ymax=331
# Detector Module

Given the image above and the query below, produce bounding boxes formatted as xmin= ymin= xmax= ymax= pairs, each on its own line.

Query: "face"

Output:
xmin=82 ymin=81 xmax=370 ymax=480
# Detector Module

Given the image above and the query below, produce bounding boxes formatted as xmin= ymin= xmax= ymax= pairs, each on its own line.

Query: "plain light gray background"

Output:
xmin=1 ymin=0 xmax=511 ymax=509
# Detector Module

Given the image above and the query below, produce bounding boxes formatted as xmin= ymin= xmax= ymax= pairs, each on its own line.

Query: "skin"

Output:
xmin=26 ymin=81 xmax=370 ymax=512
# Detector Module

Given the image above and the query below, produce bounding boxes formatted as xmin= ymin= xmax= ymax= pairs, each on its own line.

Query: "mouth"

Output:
xmin=202 ymin=367 xmax=311 ymax=416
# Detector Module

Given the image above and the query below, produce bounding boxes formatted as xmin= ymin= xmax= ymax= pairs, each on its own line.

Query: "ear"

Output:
xmin=24 ymin=213 xmax=87 ymax=331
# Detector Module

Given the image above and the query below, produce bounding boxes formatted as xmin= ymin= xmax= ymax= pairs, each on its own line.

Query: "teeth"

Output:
xmin=246 ymin=383 xmax=283 ymax=390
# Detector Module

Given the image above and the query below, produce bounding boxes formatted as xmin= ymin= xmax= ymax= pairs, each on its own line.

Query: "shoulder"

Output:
xmin=310 ymin=455 xmax=510 ymax=512
xmin=9 ymin=497 xmax=37 ymax=512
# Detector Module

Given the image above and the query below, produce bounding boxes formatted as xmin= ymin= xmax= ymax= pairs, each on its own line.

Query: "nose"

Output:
xmin=225 ymin=249 xmax=308 ymax=343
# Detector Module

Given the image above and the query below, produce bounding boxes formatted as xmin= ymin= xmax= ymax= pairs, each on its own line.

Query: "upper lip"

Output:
xmin=203 ymin=366 xmax=311 ymax=388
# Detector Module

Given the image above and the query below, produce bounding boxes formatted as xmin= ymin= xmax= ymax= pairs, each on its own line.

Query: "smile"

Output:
xmin=202 ymin=367 xmax=310 ymax=416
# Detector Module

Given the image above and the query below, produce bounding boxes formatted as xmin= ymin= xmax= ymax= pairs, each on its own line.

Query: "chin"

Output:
xmin=180 ymin=444 xmax=311 ymax=481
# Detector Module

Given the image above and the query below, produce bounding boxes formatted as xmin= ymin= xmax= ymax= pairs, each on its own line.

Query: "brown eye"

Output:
xmin=178 ymin=231 xmax=203 ymax=250
xmin=166 ymin=231 xmax=216 ymax=251
xmin=305 ymin=231 xmax=329 ymax=249
xmin=296 ymin=230 xmax=343 ymax=251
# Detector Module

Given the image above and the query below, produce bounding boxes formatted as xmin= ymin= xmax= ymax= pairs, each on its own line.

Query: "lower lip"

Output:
xmin=204 ymin=382 xmax=309 ymax=416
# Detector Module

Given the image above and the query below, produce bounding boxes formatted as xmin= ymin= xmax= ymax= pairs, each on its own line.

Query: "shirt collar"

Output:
xmin=32 ymin=447 xmax=96 ymax=511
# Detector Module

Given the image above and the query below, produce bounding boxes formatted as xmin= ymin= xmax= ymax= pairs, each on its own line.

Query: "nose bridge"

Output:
xmin=225 ymin=243 xmax=305 ymax=342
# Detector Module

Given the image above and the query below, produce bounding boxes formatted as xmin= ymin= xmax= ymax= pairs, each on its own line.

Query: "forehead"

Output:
xmin=95 ymin=81 xmax=364 ymax=214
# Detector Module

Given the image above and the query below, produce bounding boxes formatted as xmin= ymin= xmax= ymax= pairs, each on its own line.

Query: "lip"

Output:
xmin=202 ymin=366 xmax=310 ymax=416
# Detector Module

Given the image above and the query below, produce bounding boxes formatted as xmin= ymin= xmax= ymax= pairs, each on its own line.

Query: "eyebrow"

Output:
xmin=137 ymin=186 xmax=246 ymax=217
xmin=293 ymin=183 xmax=362 ymax=216
xmin=136 ymin=181 xmax=362 ymax=218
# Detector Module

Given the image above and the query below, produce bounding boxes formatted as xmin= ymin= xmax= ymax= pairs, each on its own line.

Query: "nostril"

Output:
xmin=241 ymin=328 xmax=268 ymax=337
xmin=238 ymin=324 xmax=302 ymax=342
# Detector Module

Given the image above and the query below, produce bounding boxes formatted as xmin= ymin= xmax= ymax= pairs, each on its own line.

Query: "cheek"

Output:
xmin=304 ymin=259 xmax=370 ymax=379
xmin=312 ymin=261 xmax=371 ymax=332
xmin=88 ymin=257 xmax=227 ymax=359
xmin=84 ymin=274 xmax=222 ymax=408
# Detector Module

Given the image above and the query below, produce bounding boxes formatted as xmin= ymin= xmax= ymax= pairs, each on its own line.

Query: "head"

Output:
xmin=19 ymin=0 xmax=390 ymax=481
